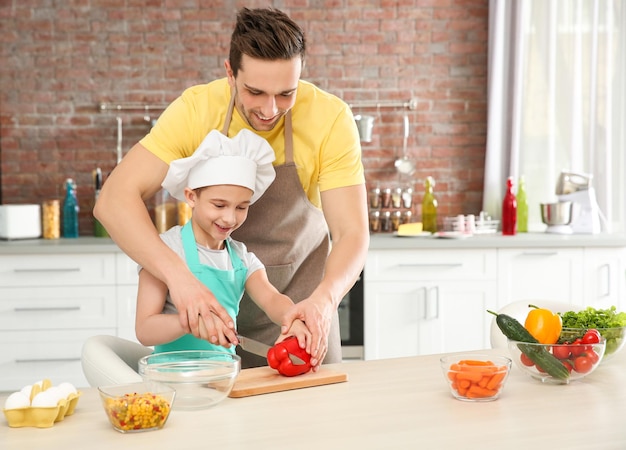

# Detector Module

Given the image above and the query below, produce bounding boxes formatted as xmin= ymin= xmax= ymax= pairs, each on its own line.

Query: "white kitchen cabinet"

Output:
xmin=364 ymin=249 xmax=497 ymax=360
xmin=115 ymin=253 xmax=140 ymax=342
xmin=496 ymin=248 xmax=585 ymax=308
xmin=362 ymin=233 xmax=626 ymax=360
xmin=0 ymin=328 xmax=115 ymax=393
xmin=0 ymin=251 xmax=139 ymax=392
xmin=582 ymin=247 xmax=625 ymax=311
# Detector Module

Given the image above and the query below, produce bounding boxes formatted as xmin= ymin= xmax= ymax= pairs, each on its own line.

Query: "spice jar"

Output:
xmin=391 ymin=210 xmax=402 ymax=231
xmin=391 ymin=188 xmax=403 ymax=208
xmin=369 ymin=187 xmax=381 ymax=209
xmin=381 ymin=210 xmax=392 ymax=232
xmin=42 ymin=199 xmax=60 ymax=239
xmin=369 ymin=210 xmax=381 ymax=233
xmin=381 ymin=188 xmax=392 ymax=209
xmin=402 ymin=187 xmax=413 ymax=209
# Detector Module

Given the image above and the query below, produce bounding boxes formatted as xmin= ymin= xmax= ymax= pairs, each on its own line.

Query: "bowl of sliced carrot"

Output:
xmin=440 ymin=354 xmax=512 ymax=402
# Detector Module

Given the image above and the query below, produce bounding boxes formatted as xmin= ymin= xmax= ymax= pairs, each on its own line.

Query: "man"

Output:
xmin=94 ymin=7 xmax=369 ymax=369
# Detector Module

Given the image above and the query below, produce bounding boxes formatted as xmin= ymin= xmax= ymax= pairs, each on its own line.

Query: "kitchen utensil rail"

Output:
xmin=349 ymin=98 xmax=418 ymax=110
xmin=101 ymin=99 xmax=418 ymax=112
xmin=98 ymin=102 xmax=170 ymax=112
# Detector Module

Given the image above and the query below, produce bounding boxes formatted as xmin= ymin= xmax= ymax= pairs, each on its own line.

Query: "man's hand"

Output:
xmin=167 ymin=270 xmax=237 ymax=345
xmin=280 ymin=294 xmax=334 ymax=371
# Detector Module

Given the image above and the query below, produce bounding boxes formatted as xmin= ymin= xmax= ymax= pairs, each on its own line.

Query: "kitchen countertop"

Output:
xmin=0 ymin=237 xmax=120 ymax=254
xmin=369 ymin=231 xmax=626 ymax=249
xmin=2 ymin=348 xmax=625 ymax=449
xmin=3 ymin=232 xmax=626 ymax=255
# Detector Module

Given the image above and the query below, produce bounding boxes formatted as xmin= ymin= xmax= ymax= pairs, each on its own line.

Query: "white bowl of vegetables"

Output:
xmin=558 ymin=306 xmax=626 ymax=362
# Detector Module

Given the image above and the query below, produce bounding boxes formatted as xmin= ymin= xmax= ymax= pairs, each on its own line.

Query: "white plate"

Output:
xmin=393 ymin=231 xmax=433 ymax=238
xmin=434 ymin=231 xmax=472 ymax=239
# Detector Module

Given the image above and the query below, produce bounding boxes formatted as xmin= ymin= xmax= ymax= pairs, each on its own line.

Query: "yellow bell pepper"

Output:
xmin=524 ymin=304 xmax=563 ymax=344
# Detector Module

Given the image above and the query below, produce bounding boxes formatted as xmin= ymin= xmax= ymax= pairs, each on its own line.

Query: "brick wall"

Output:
xmin=0 ymin=0 xmax=489 ymax=235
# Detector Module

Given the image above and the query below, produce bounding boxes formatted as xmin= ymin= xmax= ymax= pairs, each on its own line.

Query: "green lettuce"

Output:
xmin=559 ymin=306 xmax=626 ymax=329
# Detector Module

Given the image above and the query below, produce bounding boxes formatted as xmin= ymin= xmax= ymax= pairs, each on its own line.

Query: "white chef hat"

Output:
xmin=161 ymin=129 xmax=276 ymax=204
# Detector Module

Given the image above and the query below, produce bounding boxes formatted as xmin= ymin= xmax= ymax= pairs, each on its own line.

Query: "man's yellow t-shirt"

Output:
xmin=140 ymin=78 xmax=364 ymax=208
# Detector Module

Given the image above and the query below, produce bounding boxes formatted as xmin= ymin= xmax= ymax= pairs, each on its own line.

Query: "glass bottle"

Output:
xmin=93 ymin=192 xmax=109 ymax=238
xmin=154 ymin=189 xmax=178 ymax=233
xmin=422 ymin=176 xmax=438 ymax=233
xmin=177 ymin=201 xmax=192 ymax=226
xmin=502 ymin=177 xmax=517 ymax=236
xmin=62 ymin=178 xmax=79 ymax=238
xmin=516 ymin=175 xmax=528 ymax=233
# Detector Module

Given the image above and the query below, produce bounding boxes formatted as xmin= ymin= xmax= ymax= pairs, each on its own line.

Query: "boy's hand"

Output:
xmin=277 ymin=319 xmax=321 ymax=371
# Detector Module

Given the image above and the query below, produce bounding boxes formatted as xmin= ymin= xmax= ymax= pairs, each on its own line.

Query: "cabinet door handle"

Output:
xmin=423 ymin=286 xmax=440 ymax=320
xmin=600 ymin=263 xmax=611 ymax=297
xmin=429 ymin=286 xmax=440 ymax=319
xmin=13 ymin=268 xmax=81 ymax=273
xmin=520 ymin=252 xmax=558 ymax=256
xmin=14 ymin=306 xmax=81 ymax=312
xmin=15 ymin=357 xmax=81 ymax=363
xmin=419 ymin=287 xmax=428 ymax=319
xmin=398 ymin=263 xmax=463 ymax=268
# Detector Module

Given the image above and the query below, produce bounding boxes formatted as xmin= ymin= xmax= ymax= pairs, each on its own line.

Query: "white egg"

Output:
xmin=57 ymin=382 xmax=77 ymax=397
xmin=20 ymin=384 xmax=32 ymax=398
xmin=4 ymin=391 xmax=30 ymax=410
xmin=31 ymin=391 xmax=58 ymax=408
xmin=43 ymin=386 xmax=65 ymax=403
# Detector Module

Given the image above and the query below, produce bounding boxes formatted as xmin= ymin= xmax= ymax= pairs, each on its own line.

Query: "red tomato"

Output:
xmin=552 ymin=345 xmax=571 ymax=360
xmin=582 ymin=329 xmax=601 ymax=344
xmin=570 ymin=338 xmax=586 ymax=357
xmin=562 ymin=360 xmax=574 ymax=374
xmin=520 ymin=352 xmax=534 ymax=367
xmin=574 ymin=355 xmax=593 ymax=374
xmin=586 ymin=349 xmax=600 ymax=365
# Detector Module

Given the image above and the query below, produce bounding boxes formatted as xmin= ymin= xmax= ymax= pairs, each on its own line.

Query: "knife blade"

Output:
xmin=237 ymin=335 xmax=305 ymax=365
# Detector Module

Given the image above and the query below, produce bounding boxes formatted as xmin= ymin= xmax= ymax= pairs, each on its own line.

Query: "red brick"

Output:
xmin=0 ymin=0 xmax=489 ymax=231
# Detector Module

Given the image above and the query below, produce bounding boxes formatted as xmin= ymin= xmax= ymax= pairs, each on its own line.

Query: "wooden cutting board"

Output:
xmin=228 ymin=366 xmax=348 ymax=398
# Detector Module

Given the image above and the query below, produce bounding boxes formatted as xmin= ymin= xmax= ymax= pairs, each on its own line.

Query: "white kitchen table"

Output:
xmin=2 ymin=348 xmax=625 ymax=450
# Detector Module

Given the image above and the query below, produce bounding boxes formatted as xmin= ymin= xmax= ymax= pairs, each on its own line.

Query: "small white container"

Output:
xmin=0 ymin=204 xmax=42 ymax=239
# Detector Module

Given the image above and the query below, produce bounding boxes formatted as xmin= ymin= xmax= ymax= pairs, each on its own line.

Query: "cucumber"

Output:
xmin=487 ymin=310 xmax=570 ymax=380
xmin=488 ymin=311 xmax=539 ymax=343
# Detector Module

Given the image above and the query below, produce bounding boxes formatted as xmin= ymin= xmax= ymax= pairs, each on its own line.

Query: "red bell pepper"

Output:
xmin=267 ymin=336 xmax=312 ymax=377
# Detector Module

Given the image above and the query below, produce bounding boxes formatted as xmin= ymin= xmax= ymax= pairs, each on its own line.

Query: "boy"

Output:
xmin=135 ymin=129 xmax=311 ymax=354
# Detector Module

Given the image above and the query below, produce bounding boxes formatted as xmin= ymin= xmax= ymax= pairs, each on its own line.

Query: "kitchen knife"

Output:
xmin=237 ymin=335 xmax=305 ymax=365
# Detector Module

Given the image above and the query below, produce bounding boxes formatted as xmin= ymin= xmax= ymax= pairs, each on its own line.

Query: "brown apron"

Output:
xmin=222 ymin=95 xmax=341 ymax=369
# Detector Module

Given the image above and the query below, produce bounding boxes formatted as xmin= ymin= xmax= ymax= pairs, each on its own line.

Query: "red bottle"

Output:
xmin=502 ymin=177 xmax=517 ymax=235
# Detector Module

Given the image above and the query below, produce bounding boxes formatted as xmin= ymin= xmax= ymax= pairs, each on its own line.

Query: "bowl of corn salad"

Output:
xmin=98 ymin=381 xmax=175 ymax=433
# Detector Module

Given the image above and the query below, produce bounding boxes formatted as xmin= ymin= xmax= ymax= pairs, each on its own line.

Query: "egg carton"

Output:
xmin=3 ymin=379 xmax=81 ymax=428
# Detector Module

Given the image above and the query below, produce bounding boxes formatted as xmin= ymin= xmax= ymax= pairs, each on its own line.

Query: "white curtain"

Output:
xmin=484 ymin=0 xmax=626 ymax=232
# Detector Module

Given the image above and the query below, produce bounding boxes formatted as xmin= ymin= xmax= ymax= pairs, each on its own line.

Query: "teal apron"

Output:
xmin=154 ymin=221 xmax=248 ymax=354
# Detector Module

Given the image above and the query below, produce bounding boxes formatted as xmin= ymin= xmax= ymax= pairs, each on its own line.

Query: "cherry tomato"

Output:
xmin=562 ymin=360 xmax=574 ymax=374
xmin=586 ymin=349 xmax=600 ymax=365
xmin=570 ymin=338 xmax=586 ymax=357
xmin=574 ymin=355 xmax=593 ymax=374
xmin=582 ymin=329 xmax=601 ymax=345
xmin=520 ymin=352 xmax=534 ymax=367
xmin=552 ymin=344 xmax=571 ymax=360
